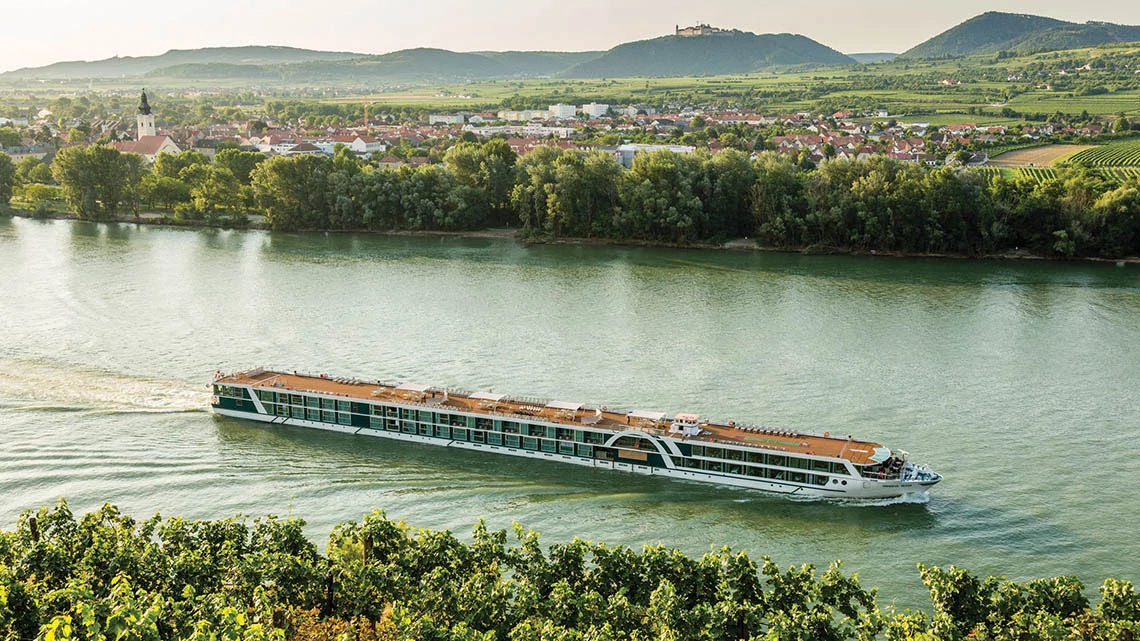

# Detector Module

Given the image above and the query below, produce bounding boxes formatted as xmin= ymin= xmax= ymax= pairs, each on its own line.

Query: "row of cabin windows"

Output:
xmin=681 ymin=458 xmax=829 ymax=486
xmin=362 ymin=416 xmax=595 ymax=458
xmin=689 ymin=444 xmax=849 ymax=476
xmin=253 ymin=391 xmax=620 ymax=449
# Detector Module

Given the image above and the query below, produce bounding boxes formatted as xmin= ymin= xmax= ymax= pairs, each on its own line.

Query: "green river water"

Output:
xmin=1 ymin=216 xmax=1138 ymax=608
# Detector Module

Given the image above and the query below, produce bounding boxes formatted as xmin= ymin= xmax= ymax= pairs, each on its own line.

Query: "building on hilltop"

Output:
xmin=675 ymin=23 xmax=723 ymax=37
xmin=136 ymin=89 xmax=156 ymax=140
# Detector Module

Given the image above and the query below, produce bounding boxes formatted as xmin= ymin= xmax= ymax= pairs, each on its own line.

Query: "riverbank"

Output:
xmin=5 ymin=206 xmax=1137 ymax=264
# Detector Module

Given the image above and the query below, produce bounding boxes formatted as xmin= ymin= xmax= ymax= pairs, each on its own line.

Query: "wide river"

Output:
xmin=2 ymin=216 xmax=1138 ymax=608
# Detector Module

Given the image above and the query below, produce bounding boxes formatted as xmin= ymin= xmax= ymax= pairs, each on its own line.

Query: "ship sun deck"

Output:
xmin=219 ymin=370 xmax=888 ymax=466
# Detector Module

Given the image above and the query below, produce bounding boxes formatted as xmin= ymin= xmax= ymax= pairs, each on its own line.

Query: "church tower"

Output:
xmin=136 ymin=89 xmax=156 ymax=139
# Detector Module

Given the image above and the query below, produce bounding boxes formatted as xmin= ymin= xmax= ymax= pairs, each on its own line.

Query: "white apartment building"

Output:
xmin=548 ymin=104 xmax=577 ymax=120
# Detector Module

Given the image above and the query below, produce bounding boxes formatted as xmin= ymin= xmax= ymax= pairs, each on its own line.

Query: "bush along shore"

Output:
xmin=2 ymin=501 xmax=1139 ymax=640
xmin=3 ymin=141 xmax=1140 ymax=260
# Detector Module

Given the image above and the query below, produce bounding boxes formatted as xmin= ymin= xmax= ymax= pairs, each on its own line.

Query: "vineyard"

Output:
xmin=970 ymin=166 xmax=1140 ymax=185
xmin=1065 ymin=138 xmax=1140 ymax=167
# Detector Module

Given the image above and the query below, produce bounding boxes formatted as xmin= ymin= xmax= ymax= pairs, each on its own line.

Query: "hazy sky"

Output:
xmin=5 ymin=0 xmax=1140 ymax=73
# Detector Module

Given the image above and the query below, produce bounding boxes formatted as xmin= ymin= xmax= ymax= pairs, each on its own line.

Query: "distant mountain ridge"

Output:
xmin=1 ymin=29 xmax=854 ymax=85
xmin=901 ymin=11 xmax=1140 ymax=58
xmin=561 ymin=31 xmax=855 ymax=77
xmin=1 ymin=46 xmax=364 ymax=80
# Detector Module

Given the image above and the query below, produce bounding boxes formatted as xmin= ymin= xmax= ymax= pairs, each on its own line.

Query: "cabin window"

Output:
xmin=727 ymin=464 xmax=743 ymax=475
xmin=472 ymin=430 xmax=485 ymax=443
xmin=338 ymin=412 xmax=352 ymax=426
xmin=506 ymin=434 xmax=521 ymax=448
xmin=263 ymin=403 xmax=275 ymax=414
xmin=704 ymin=461 xmax=723 ymax=473
xmin=369 ymin=417 xmax=384 ymax=430
xmin=585 ymin=431 xmax=606 ymax=445
xmin=259 ymin=390 xmax=274 ymax=402
xmin=453 ymin=427 xmax=468 ymax=441
xmin=321 ymin=410 xmax=335 ymax=423
xmin=322 ymin=398 xmax=335 ymax=410
xmin=502 ymin=422 xmax=520 ymax=434
xmin=725 ymin=449 xmax=743 ymax=461
xmin=436 ymin=425 xmax=451 ymax=439
xmin=790 ymin=472 xmax=807 ymax=484
xmin=559 ymin=442 xmax=575 ymax=456
xmin=522 ymin=437 xmax=538 ymax=450
xmin=401 ymin=409 xmax=414 ymax=420
xmin=291 ymin=406 xmax=305 ymax=418
xmin=305 ymin=396 xmax=319 ymax=408
xmin=705 ymin=447 xmax=724 ymax=460
xmin=402 ymin=421 xmax=416 ymax=434
xmin=690 ymin=445 xmax=705 ymax=457
xmin=812 ymin=475 xmax=829 ymax=486
xmin=683 ymin=459 xmax=701 ymax=469
xmin=290 ymin=395 xmax=304 ymax=405
xmin=746 ymin=452 xmax=766 ymax=464
xmin=527 ymin=425 xmax=544 ymax=437
xmin=385 ymin=406 xmax=399 ymax=417
xmin=419 ymin=423 xmax=431 ymax=435
xmin=541 ymin=440 xmax=557 ymax=453
xmin=417 ymin=410 xmax=433 ymax=423
xmin=769 ymin=455 xmax=787 ymax=468
xmin=386 ymin=419 xmax=399 ymax=431
xmin=306 ymin=408 xmax=320 ymax=421
xmin=745 ymin=466 xmax=762 ymax=477
xmin=830 ymin=462 xmax=850 ymax=475
xmin=577 ymin=444 xmax=592 ymax=457
xmin=276 ymin=405 xmax=289 ymax=416
xmin=488 ymin=433 xmax=502 ymax=446
xmin=811 ymin=460 xmax=831 ymax=473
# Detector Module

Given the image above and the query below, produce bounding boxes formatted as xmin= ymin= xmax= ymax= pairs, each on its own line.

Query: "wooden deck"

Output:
xmin=218 ymin=370 xmax=887 ymax=465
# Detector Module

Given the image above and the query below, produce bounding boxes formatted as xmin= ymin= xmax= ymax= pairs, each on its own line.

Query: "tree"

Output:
xmin=50 ymin=145 xmax=142 ymax=219
xmin=190 ymin=166 xmax=243 ymax=220
xmin=139 ymin=174 xmax=191 ymax=211
xmin=215 ymin=148 xmax=266 ymax=185
xmin=443 ymin=139 xmax=517 ymax=225
xmin=617 ymin=150 xmax=703 ymax=243
xmin=152 ymin=150 xmax=210 ymax=180
xmin=251 ymin=155 xmax=333 ymax=231
xmin=20 ymin=183 xmax=61 ymax=206
xmin=0 ymin=152 xmax=15 ymax=205
xmin=0 ymin=127 xmax=22 ymax=148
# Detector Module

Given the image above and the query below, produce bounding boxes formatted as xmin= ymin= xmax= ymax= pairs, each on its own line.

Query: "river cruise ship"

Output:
xmin=211 ymin=369 xmax=941 ymax=499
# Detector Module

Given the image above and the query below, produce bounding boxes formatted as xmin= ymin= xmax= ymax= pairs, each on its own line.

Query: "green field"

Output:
xmin=1066 ymin=139 xmax=1140 ymax=167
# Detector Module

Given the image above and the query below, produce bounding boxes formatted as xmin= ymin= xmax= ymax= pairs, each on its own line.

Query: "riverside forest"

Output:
xmin=4 ymin=140 xmax=1140 ymax=259
xmin=2 ymin=501 xmax=1140 ymax=641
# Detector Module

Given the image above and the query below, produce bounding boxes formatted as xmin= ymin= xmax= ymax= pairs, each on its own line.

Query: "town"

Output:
xmin=0 ymin=92 xmax=1128 ymax=171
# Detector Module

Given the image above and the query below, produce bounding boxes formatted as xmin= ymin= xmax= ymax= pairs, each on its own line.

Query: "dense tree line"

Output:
xmin=1 ymin=501 xmax=1138 ymax=640
xmin=11 ymin=141 xmax=1140 ymax=258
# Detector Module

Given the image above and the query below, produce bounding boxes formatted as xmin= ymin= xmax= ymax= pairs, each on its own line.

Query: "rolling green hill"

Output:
xmin=1 ymin=45 xmax=363 ymax=80
xmin=901 ymin=11 xmax=1140 ymax=59
xmin=561 ymin=31 xmax=855 ymax=78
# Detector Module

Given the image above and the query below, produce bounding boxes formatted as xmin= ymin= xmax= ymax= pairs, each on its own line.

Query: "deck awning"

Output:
xmin=628 ymin=410 xmax=668 ymax=421
xmin=396 ymin=382 xmax=432 ymax=393
xmin=869 ymin=447 xmax=893 ymax=463
xmin=546 ymin=400 xmax=583 ymax=411
xmin=470 ymin=391 xmax=507 ymax=402
xmin=674 ymin=413 xmax=700 ymax=422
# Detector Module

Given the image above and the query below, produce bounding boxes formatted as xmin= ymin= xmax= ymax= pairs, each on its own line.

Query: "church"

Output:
xmin=111 ymin=89 xmax=181 ymax=163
